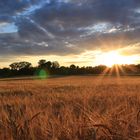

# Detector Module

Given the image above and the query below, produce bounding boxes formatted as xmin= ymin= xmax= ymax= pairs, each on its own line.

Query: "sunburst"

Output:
xmin=97 ymin=50 xmax=138 ymax=77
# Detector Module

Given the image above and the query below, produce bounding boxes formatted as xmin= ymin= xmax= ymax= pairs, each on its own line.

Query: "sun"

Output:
xmin=102 ymin=51 xmax=123 ymax=67
xmin=99 ymin=50 xmax=137 ymax=67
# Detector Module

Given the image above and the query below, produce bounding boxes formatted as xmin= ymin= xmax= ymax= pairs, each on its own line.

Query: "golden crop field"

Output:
xmin=0 ymin=76 xmax=140 ymax=140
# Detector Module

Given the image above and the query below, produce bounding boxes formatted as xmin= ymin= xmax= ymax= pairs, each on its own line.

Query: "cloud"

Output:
xmin=0 ymin=0 xmax=140 ymax=60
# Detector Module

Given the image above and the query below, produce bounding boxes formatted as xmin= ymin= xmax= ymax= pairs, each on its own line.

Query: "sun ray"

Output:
xmin=101 ymin=67 xmax=110 ymax=76
xmin=118 ymin=65 xmax=126 ymax=75
xmin=114 ymin=64 xmax=120 ymax=78
xmin=108 ymin=66 xmax=114 ymax=76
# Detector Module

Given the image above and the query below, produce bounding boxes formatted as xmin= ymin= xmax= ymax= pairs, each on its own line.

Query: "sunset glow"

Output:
xmin=0 ymin=0 xmax=140 ymax=67
xmin=97 ymin=51 xmax=138 ymax=67
xmin=1 ymin=1 xmax=140 ymax=139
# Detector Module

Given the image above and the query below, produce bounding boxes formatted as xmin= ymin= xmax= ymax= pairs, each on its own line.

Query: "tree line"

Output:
xmin=0 ymin=59 xmax=140 ymax=78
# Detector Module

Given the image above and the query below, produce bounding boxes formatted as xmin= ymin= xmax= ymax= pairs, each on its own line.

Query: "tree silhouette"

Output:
xmin=9 ymin=62 xmax=31 ymax=70
xmin=52 ymin=61 xmax=60 ymax=69
xmin=1 ymin=60 xmax=140 ymax=78
xmin=9 ymin=62 xmax=20 ymax=70
xmin=38 ymin=60 xmax=53 ymax=69
xmin=18 ymin=62 xmax=32 ymax=70
xmin=38 ymin=59 xmax=46 ymax=68
xmin=70 ymin=64 xmax=76 ymax=69
xmin=45 ymin=61 xmax=52 ymax=69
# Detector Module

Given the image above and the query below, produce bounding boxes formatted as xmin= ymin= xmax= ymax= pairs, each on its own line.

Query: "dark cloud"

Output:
xmin=33 ymin=0 xmax=140 ymax=27
xmin=0 ymin=0 xmax=140 ymax=58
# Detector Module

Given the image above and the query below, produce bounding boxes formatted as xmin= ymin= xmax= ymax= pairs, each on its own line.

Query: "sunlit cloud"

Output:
xmin=79 ymin=22 xmax=114 ymax=37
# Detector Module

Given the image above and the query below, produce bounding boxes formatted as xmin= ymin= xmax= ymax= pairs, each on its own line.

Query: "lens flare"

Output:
xmin=35 ymin=69 xmax=49 ymax=79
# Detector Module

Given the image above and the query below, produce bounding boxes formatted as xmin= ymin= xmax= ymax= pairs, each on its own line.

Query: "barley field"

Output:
xmin=0 ymin=76 xmax=140 ymax=140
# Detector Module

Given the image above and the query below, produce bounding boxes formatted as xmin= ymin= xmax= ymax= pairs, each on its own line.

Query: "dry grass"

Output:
xmin=0 ymin=76 xmax=140 ymax=140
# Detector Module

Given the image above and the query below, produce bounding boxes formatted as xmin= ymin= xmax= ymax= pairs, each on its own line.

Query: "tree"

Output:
xmin=38 ymin=60 xmax=52 ymax=69
xmin=18 ymin=62 xmax=32 ymax=70
xmin=38 ymin=59 xmax=46 ymax=68
xmin=52 ymin=61 xmax=60 ymax=69
xmin=70 ymin=64 xmax=76 ymax=69
xmin=45 ymin=61 xmax=52 ymax=69
xmin=9 ymin=62 xmax=19 ymax=70
xmin=9 ymin=62 xmax=32 ymax=70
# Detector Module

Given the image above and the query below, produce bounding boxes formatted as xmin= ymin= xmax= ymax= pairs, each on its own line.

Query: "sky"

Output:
xmin=0 ymin=0 xmax=140 ymax=67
